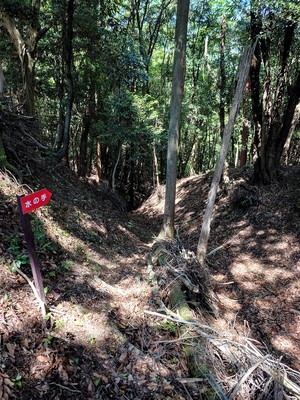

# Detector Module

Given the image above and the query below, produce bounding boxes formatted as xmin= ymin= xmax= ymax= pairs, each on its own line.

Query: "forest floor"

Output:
xmin=0 ymin=118 xmax=299 ymax=399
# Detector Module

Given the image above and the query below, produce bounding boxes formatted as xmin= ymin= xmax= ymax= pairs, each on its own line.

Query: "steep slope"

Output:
xmin=0 ymin=113 xmax=184 ymax=399
xmin=137 ymin=166 xmax=300 ymax=371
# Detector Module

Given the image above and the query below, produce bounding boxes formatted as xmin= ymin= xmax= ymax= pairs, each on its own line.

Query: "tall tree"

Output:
xmin=219 ymin=14 xmax=226 ymax=138
xmin=163 ymin=0 xmax=190 ymax=238
xmin=56 ymin=0 xmax=75 ymax=161
xmin=250 ymin=0 xmax=300 ymax=183
xmin=0 ymin=1 xmax=50 ymax=115
xmin=197 ymin=43 xmax=257 ymax=266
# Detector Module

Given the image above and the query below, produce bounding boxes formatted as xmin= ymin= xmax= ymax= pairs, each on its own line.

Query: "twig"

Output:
xmin=178 ymin=377 xmax=205 ymax=384
xmin=181 ymin=382 xmax=194 ymax=400
xmin=229 ymin=356 xmax=269 ymax=399
xmin=207 ymin=373 xmax=229 ymax=400
xmin=23 ymin=131 xmax=49 ymax=150
xmin=49 ymin=382 xmax=81 ymax=393
xmin=207 ymin=245 xmax=226 ymax=257
xmin=144 ymin=309 xmax=219 ymax=335
xmin=152 ymin=334 xmax=197 ymax=344
xmin=13 ymin=261 xmax=47 ymax=318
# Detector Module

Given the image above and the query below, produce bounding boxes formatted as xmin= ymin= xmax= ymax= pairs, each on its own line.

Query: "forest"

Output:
xmin=0 ymin=0 xmax=300 ymax=399
xmin=0 ymin=0 xmax=298 ymax=204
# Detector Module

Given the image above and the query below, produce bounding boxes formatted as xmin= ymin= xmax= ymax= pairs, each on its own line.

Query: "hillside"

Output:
xmin=138 ymin=166 xmax=300 ymax=370
xmin=0 ymin=114 xmax=299 ymax=399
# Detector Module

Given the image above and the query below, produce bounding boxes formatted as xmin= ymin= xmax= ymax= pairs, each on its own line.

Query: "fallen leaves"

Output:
xmin=0 ymin=370 xmax=13 ymax=400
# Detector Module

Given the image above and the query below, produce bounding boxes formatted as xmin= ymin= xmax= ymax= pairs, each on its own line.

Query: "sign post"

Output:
xmin=16 ymin=189 xmax=52 ymax=310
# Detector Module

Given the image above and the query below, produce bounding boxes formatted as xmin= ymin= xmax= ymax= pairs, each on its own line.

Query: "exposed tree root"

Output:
xmin=146 ymin=239 xmax=300 ymax=399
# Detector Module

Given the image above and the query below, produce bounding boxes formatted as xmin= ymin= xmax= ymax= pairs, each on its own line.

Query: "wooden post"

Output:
xmin=17 ymin=195 xmax=46 ymax=304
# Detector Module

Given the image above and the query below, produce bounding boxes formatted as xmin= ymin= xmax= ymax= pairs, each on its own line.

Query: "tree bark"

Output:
xmin=240 ymin=78 xmax=251 ymax=167
xmin=197 ymin=43 xmax=257 ymax=266
xmin=77 ymin=111 xmax=90 ymax=177
xmin=0 ymin=62 xmax=5 ymax=96
xmin=56 ymin=0 xmax=75 ymax=161
xmin=95 ymin=139 xmax=103 ymax=182
xmin=282 ymin=102 xmax=300 ymax=165
xmin=1 ymin=8 xmax=50 ymax=116
xmin=251 ymin=8 xmax=299 ymax=183
xmin=219 ymin=14 xmax=226 ymax=138
xmin=112 ymin=146 xmax=121 ymax=192
xmin=1 ymin=13 xmax=36 ymax=115
xmin=163 ymin=0 xmax=190 ymax=238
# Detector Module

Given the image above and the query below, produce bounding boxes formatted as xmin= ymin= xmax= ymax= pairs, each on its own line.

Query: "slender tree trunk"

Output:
xmin=1 ymin=13 xmax=36 ymax=115
xmin=219 ymin=14 xmax=226 ymax=138
xmin=112 ymin=146 xmax=121 ymax=192
xmin=240 ymin=114 xmax=250 ymax=167
xmin=197 ymin=43 xmax=257 ymax=266
xmin=163 ymin=0 xmax=190 ymax=238
xmin=54 ymin=68 xmax=65 ymax=150
xmin=95 ymin=139 xmax=103 ymax=182
xmin=153 ymin=142 xmax=160 ymax=188
xmin=249 ymin=8 xmax=263 ymax=173
xmin=219 ymin=14 xmax=230 ymax=182
xmin=56 ymin=0 xmax=75 ymax=161
xmin=128 ymin=143 xmax=135 ymax=207
xmin=1 ymin=9 xmax=50 ymax=116
xmin=282 ymin=102 xmax=300 ymax=165
xmin=77 ymin=111 xmax=90 ymax=177
xmin=240 ymin=78 xmax=251 ymax=167
xmin=0 ymin=62 xmax=4 ymax=95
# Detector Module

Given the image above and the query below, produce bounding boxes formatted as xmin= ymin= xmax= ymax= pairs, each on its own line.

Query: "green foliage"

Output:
xmin=59 ymin=260 xmax=72 ymax=271
xmin=2 ymin=0 xmax=298 ymax=191
xmin=10 ymin=254 xmax=30 ymax=271
xmin=12 ymin=374 xmax=23 ymax=389
xmin=157 ymin=320 xmax=177 ymax=334
xmin=7 ymin=235 xmax=22 ymax=257
xmin=31 ymin=218 xmax=55 ymax=253
xmin=7 ymin=234 xmax=30 ymax=271
xmin=54 ymin=317 xmax=64 ymax=329
xmin=43 ymin=334 xmax=53 ymax=346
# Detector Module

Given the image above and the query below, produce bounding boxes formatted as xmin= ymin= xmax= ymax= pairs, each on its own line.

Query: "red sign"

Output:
xmin=20 ymin=189 xmax=52 ymax=214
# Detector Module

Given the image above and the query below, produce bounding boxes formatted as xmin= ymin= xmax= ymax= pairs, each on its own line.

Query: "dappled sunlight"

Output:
xmin=2 ymin=156 xmax=300 ymax=398
xmin=53 ymin=299 xmax=113 ymax=344
xmin=272 ymin=334 xmax=300 ymax=356
xmin=230 ymin=258 xmax=295 ymax=286
xmin=263 ymin=266 xmax=294 ymax=282
xmin=217 ymin=295 xmax=242 ymax=323
xmin=230 ymin=258 xmax=265 ymax=281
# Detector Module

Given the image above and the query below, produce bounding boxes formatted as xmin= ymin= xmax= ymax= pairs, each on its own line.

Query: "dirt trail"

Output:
xmin=0 ymin=160 xmax=299 ymax=399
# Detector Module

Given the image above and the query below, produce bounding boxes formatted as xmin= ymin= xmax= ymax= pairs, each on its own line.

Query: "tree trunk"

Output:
xmin=0 ymin=62 xmax=5 ymax=95
xmin=153 ymin=142 xmax=160 ymax=188
xmin=282 ymin=102 xmax=300 ymax=165
xmin=240 ymin=78 xmax=251 ymax=167
xmin=56 ymin=0 xmax=75 ymax=161
xmin=77 ymin=112 xmax=90 ymax=177
xmin=1 ymin=13 xmax=36 ymax=115
xmin=219 ymin=14 xmax=226 ymax=138
xmin=240 ymin=114 xmax=250 ymax=167
xmin=95 ymin=139 xmax=103 ymax=182
xmin=251 ymin=8 xmax=299 ymax=183
xmin=197 ymin=43 xmax=256 ymax=266
xmin=1 ymin=9 xmax=50 ymax=116
xmin=163 ymin=0 xmax=190 ymax=238
xmin=112 ymin=146 xmax=121 ymax=192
